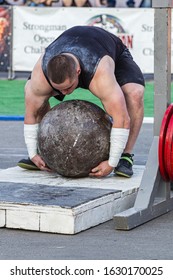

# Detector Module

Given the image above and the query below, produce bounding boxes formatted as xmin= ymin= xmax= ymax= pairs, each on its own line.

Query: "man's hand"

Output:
xmin=31 ymin=154 xmax=52 ymax=171
xmin=89 ymin=160 xmax=114 ymax=178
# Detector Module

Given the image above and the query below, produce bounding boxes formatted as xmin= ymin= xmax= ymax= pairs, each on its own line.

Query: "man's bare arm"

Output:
xmin=89 ymin=56 xmax=130 ymax=177
xmin=24 ymin=55 xmax=53 ymax=124
xmin=24 ymin=56 xmax=54 ymax=171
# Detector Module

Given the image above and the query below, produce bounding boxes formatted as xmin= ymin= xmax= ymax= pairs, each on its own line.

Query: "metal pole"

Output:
xmin=8 ymin=6 xmax=15 ymax=80
xmin=113 ymin=0 xmax=173 ymax=230
xmin=153 ymin=0 xmax=172 ymax=135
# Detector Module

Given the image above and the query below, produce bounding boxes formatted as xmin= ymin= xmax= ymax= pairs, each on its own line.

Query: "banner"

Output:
xmin=0 ymin=6 xmax=12 ymax=72
xmin=13 ymin=7 xmax=155 ymax=72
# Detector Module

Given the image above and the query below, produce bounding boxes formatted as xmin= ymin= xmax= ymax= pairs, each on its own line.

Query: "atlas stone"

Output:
xmin=38 ymin=100 xmax=112 ymax=178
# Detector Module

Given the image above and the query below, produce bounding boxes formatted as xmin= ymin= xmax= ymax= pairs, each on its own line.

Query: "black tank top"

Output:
xmin=42 ymin=26 xmax=126 ymax=99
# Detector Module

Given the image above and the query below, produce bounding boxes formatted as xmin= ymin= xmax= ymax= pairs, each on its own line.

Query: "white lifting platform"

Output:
xmin=0 ymin=165 xmax=144 ymax=234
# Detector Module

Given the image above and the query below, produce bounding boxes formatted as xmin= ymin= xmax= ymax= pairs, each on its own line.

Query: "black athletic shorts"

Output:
xmin=115 ymin=48 xmax=145 ymax=87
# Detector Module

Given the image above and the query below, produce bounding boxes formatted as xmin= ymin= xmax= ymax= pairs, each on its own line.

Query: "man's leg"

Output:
xmin=121 ymin=83 xmax=144 ymax=153
xmin=115 ymin=83 xmax=144 ymax=177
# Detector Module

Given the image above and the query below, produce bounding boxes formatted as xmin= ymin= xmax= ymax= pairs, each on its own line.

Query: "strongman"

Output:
xmin=18 ymin=25 xmax=145 ymax=178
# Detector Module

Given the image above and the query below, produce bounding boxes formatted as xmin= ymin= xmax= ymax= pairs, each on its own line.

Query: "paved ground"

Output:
xmin=0 ymin=121 xmax=173 ymax=260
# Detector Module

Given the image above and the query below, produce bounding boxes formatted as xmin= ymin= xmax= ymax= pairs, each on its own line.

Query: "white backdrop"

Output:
xmin=13 ymin=7 xmax=155 ymax=72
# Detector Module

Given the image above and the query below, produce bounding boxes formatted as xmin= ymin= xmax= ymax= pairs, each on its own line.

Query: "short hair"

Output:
xmin=47 ymin=54 xmax=77 ymax=84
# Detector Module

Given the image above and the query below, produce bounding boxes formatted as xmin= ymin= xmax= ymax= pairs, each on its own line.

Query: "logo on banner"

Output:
xmin=0 ymin=7 xmax=11 ymax=71
xmin=86 ymin=14 xmax=133 ymax=49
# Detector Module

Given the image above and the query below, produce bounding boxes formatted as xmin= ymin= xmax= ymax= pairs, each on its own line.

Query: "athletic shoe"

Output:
xmin=17 ymin=158 xmax=40 ymax=171
xmin=114 ymin=153 xmax=134 ymax=178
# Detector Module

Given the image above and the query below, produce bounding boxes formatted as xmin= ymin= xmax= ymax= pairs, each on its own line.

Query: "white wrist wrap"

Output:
xmin=24 ymin=124 xmax=39 ymax=159
xmin=108 ymin=128 xmax=129 ymax=167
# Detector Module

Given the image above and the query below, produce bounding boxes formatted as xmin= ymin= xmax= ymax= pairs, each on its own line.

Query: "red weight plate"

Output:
xmin=158 ymin=104 xmax=173 ymax=181
xmin=164 ymin=114 xmax=173 ymax=181
xmin=170 ymin=132 xmax=173 ymax=181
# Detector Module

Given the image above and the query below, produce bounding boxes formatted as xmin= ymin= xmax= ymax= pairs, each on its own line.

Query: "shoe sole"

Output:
xmin=115 ymin=171 xmax=132 ymax=178
xmin=17 ymin=163 xmax=40 ymax=171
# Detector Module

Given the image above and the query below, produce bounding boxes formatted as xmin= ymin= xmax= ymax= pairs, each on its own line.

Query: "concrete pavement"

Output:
xmin=0 ymin=121 xmax=173 ymax=260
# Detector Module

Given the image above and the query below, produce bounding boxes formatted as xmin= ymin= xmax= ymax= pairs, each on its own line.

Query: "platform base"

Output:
xmin=0 ymin=166 xmax=144 ymax=234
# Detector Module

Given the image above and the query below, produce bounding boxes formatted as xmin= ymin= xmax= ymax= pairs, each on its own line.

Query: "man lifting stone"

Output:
xmin=18 ymin=25 xmax=145 ymax=178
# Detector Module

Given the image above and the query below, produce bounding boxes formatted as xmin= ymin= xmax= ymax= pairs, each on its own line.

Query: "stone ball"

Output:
xmin=38 ymin=100 xmax=112 ymax=178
